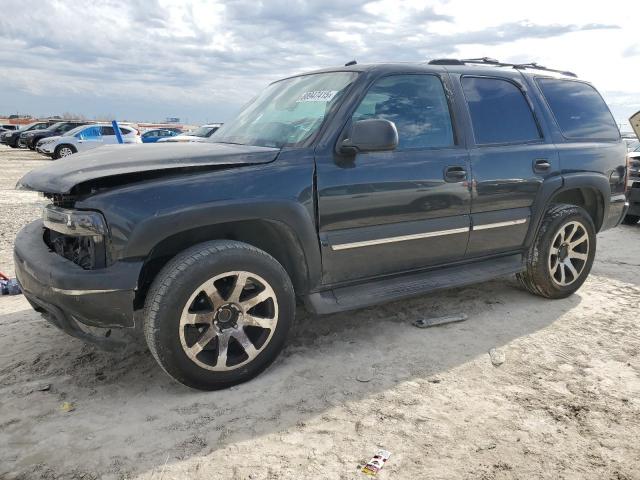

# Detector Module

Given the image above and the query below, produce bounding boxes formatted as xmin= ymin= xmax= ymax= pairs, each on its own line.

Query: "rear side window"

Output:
xmin=352 ymin=74 xmax=455 ymax=149
xmin=462 ymin=77 xmax=541 ymax=144
xmin=536 ymin=79 xmax=619 ymax=140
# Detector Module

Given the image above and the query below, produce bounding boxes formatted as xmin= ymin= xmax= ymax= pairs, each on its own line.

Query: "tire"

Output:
xmin=517 ymin=204 xmax=596 ymax=299
xmin=53 ymin=144 xmax=76 ymax=159
xmin=621 ymin=215 xmax=640 ymax=225
xmin=143 ymin=240 xmax=295 ymax=390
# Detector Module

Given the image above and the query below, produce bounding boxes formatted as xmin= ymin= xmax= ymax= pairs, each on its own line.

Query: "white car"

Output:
xmin=36 ymin=123 xmax=140 ymax=159
xmin=158 ymin=123 xmax=221 ymax=143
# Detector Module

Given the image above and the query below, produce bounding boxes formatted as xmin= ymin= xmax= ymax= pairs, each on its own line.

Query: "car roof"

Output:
xmin=280 ymin=60 xmax=581 ymax=82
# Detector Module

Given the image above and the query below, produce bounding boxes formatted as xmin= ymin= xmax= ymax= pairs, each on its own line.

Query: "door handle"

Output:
xmin=444 ymin=166 xmax=467 ymax=182
xmin=533 ymin=158 xmax=551 ymax=173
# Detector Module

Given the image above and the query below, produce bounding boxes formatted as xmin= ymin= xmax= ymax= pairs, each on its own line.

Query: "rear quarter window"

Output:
xmin=536 ymin=78 xmax=620 ymax=140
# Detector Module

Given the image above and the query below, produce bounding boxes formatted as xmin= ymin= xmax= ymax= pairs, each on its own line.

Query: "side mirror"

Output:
xmin=340 ymin=119 xmax=398 ymax=154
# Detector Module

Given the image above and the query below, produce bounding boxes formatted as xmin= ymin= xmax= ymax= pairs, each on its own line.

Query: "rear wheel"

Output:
xmin=517 ymin=204 xmax=596 ymax=299
xmin=622 ymin=215 xmax=639 ymax=225
xmin=54 ymin=144 xmax=76 ymax=159
xmin=144 ymin=240 xmax=295 ymax=390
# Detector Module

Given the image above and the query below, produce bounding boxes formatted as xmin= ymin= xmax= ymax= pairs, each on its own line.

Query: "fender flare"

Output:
xmin=125 ymin=199 xmax=322 ymax=291
xmin=525 ymin=172 xmax=610 ymax=248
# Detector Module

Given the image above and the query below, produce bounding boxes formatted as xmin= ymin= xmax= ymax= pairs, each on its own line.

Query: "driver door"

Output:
xmin=316 ymin=74 xmax=471 ymax=284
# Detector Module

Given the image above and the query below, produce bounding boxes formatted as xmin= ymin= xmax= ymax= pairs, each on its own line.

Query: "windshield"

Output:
xmin=188 ymin=126 xmax=217 ymax=137
xmin=65 ymin=125 xmax=93 ymax=137
xmin=46 ymin=122 xmax=66 ymax=132
xmin=212 ymin=71 xmax=358 ymax=148
xmin=19 ymin=122 xmax=39 ymax=131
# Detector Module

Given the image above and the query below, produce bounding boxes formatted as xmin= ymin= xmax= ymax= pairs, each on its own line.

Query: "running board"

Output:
xmin=305 ymin=254 xmax=523 ymax=315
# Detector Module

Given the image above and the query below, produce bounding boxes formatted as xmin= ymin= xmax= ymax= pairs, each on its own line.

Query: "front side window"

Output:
xmin=462 ymin=77 xmax=541 ymax=145
xmin=212 ymin=72 xmax=358 ymax=148
xmin=352 ymin=74 xmax=454 ymax=149
xmin=536 ymin=78 xmax=619 ymax=140
xmin=77 ymin=126 xmax=102 ymax=140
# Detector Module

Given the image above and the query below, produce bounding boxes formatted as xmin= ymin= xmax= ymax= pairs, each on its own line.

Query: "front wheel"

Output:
xmin=517 ymin=204 xmax=596 ymax=299
xmin=144 ymin=240 xmax=295 ymax=390
xmin=53 ymin=144 xmax=76 ymax=159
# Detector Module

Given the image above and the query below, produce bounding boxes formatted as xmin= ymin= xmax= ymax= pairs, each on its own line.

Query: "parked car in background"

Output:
xmin=37 ymin=123 xmax=140 ymax=159
xmin=21 ymin=121 xmax=91 ymax=150
xmin=141 ymin=128 xmax=180 ymax=143
xmin=1 ymin=121 xmax=55 ymax=148
xmin=0 ymin=124 xmax=20 ymax=132
xmin=158 ymin=123 xmax=222 ymax=143
xmin=623 ymin=143 xmax=640 ymax=225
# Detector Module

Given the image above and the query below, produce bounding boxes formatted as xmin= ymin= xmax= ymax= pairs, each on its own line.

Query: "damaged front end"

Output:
xmin=43 ymin=203 xmax=109 ymax=269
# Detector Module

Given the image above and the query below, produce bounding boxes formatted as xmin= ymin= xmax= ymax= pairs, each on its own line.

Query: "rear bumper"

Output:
xmin=14 ymin=220 xmax=143 ymax=332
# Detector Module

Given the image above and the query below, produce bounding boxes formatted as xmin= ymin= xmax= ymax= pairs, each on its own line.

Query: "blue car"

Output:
xmin=141 ymin=129 xmax=180 ymax=143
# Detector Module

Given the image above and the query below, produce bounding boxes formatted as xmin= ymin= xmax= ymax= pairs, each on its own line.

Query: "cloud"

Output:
xmin=0 ymin=0 xmax=632 ymax=123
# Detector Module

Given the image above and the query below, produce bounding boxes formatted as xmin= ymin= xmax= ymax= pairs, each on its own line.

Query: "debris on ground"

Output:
xmin=489 ymin=348 xmax=506 ymax=367
xmin=413 ymin=313 xmax=467 ymax=328
xmin=361 ymin=449 xmax=391 ymax=476
xmin=60 ymin=402 xmax=75 ymax=413
xmin=356 ymin=367 xmax=375 ymax=383
xmin=0 ymin=272 xmax=21 ymax=295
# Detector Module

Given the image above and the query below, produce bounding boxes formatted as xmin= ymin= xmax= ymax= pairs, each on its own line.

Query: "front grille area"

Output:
xmin=45 ymin=193 xmax=78 ymax=209
xmin=44 ymin=229 xmax=106 ymax=269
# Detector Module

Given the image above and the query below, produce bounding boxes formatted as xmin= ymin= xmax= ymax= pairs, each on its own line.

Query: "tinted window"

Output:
xmin=536 ymin=79 xmax=619 ymax=140
xmin=353 ymin=74 xmax=454 ymax=149
xmin=101 ymin=126 xmax=115 ymax=135
xmin=462 ymin=77 xmax=541 ymax=144
xmin=77 ymin=126 xmax=102 ymax=139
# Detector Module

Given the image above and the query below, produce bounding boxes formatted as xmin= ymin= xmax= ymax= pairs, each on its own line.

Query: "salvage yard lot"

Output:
xmin=0 ymin=145 xmax=639 ymax=479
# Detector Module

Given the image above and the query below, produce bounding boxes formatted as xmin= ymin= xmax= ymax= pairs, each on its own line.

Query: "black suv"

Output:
xmin=14 ymin=59 xmax=628 ymax=390
xmin=1 ymin=120 xmax=56 ymax=148
xmin=20 ymin=121 xmax=91 ymax=150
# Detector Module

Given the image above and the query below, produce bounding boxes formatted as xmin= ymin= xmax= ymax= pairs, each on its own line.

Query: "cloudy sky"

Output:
xmin=0 ymin=0 xmax=638 ymax=128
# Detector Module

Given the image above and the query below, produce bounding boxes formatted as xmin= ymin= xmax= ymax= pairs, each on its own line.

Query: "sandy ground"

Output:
xmin=0 ymin=145 xmax=639 ymax=480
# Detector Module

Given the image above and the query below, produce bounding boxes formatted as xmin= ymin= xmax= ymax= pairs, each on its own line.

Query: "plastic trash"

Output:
xmin=361 ymin=450 xmax=391 ymax=476
xmin=0 ymin=272 xmax=22 ymax=295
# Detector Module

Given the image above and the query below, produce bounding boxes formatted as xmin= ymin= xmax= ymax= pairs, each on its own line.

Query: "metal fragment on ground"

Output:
xmin=413 ymin=313 xmax=468 ymax=328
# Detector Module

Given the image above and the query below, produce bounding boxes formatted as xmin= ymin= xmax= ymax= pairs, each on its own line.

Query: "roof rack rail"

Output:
xmin=427 ymin=57 xmax=577 ymax=78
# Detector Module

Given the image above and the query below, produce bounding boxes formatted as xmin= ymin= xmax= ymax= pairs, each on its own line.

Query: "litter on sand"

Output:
xmin=489 ymin=348 xmax=506 ymax=366
xmin=0 ymin=272 xmax=21 ymax=295
xmin=412 ymin=313 xmax=468 ymax=328
xmin=361 ymin=449 xmax=391 ymax=476
xmin=60 ymin=402 xmax=75 ymax=413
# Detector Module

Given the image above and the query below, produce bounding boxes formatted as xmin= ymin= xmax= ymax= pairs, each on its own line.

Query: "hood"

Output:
xmin=18 ymin=142 xmax=280 ymax=194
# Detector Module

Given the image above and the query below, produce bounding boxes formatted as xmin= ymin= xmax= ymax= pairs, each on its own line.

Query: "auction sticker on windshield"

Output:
xmin=297 ymin=90 xmax=338 ymax=102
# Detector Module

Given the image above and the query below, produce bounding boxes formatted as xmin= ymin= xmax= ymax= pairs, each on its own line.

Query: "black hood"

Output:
xmin=17 ymin=142 xmax=280 ymax=194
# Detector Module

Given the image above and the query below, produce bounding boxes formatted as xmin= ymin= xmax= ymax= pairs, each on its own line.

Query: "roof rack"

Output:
xmin=428 ymin=57 xmax=577 ymax=78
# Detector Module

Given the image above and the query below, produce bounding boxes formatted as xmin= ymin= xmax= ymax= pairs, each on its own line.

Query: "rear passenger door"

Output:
xmin=101 ymin=126 xmax=117 ymax=144
xmin=458 ymin=75 xmax=559 ymax=257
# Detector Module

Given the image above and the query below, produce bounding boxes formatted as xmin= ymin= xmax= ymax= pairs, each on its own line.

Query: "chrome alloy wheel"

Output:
xmin=59 ymin=146 xmax=74 ymax=157
xmin=548 ymin=220 xmax=590 ymax=287
xmin=179 ymin=271 xmax=278 ymax=371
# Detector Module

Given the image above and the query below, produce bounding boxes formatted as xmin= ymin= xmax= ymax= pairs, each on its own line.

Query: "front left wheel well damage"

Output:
xmin=132 ymin=220 xmax=310 ymax=310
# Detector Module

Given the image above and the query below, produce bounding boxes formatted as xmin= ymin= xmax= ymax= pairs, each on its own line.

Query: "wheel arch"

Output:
xmin=526 ymin=173 xmax=609 ymax=248
xmin=133 ymin=217 xmax=315 ymax=310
